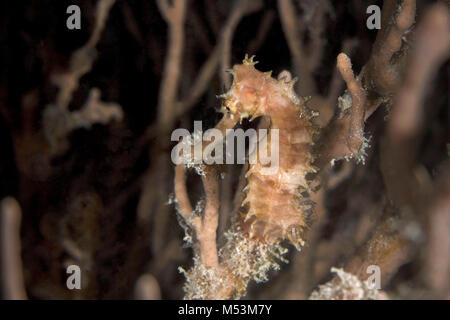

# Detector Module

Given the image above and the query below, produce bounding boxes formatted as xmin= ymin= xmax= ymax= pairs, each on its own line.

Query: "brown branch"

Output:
xmin=310 ymin=39 xmax=357 ymax=127
xmin=313 ymin=1 xmax=421 ymax=171
xmin=337 ymin=53 xmax=366 ymax=144
xmin=220 ymin=0 xmax=263 ymax=88
xmin=121 ymin=2 xmax=144 ymax=45
xmin=134 ymin=273 xmax=161 ymax=300
xmin=174 ymin=166 xmax=220 ymax=268
xmin=1 ymin=198 xmax=27 ymax=300
xmin=363 ymin=0 xmax=416 ymax=99
xmin=198 ymin=167 xmax=220 ymax=268
xmin=387 ymin=3 xmax=449 ymax=144
xmin=247 ymin=10 xmax=276 ymax=54
xmin=278 ymin=0 xmax=315 ymax=95
xmin=380 ymin=2 xmax=450 ymax=211
xmin=340 ymin=5 xmax=450 ymax=295
xmin=174 ymin=113 xmax=238 ymax=268
xmin=155 ymin=0 xmax=171 ymax=23
xmin=176 ymin=47 xmax=221 ymax=116
xmin=344 ymin=213 xmax=413 ymax=287
xmin=174 ymin=164 xmax=195 ymax=220
xmin=307 ymin=0 xmax=330 ymax=71
xmin=315 ymin=53 xmax=367 ymax=168
xmin=156 ymin=0 xmax=187 ymax=129
xmin=45 ymin=0 xmax=119 ymax=156
xmin=421 ymin=162 xmax=450 ymax=297
xmin=327 ymin=39 xmax=357 ymax=109
xmin=188 ymin=6 xmax=213 ymax=55
xmin=54 ymin=0 xmax=116 ymax=111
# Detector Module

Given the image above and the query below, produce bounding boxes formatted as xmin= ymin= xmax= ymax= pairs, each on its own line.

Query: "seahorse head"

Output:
xmin=219 ymin=55 xmax=300 ymax=122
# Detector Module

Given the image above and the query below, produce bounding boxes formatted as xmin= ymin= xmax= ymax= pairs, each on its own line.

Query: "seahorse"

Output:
xmin=221 ymin=55 xmax=317 ymax=249
xmin=180 ymin=55 xmax=319 ymax=299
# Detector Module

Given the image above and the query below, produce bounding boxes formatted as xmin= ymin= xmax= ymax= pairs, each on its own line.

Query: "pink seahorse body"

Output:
xmin=222 ymin=56 xmax=317 ymax=248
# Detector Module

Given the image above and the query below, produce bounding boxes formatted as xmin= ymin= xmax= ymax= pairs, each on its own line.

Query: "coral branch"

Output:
xmin=388 ymin=3 xmax=449 ymax=143
xmin=44 ymin=0 xmax=120 ymax=156
xmin=174 ymin=165 xmax=194 ymax=221
xmin=134 ymin=273 xmax=161 ymax=300
xmin=247 ymin=10 xmax=276 ymax=54
xmin=380 ymin=2 xmax=450 ymax=210
xmin=344 ymin=214 xmax=413 ymax=287
xmin=363 ymin=0 xmax=416 ymax=99
xmin=198 ymin=168 xmax=220 ymax=268
xmin=44 ymin=88 xmax=123 ymax=155
xmin=278 ymin=0 xmax=315 ymax=95
xmin=337 ymin=53 xmax=366 ymax=143
xmin=220 ymin=0 xmax=263 ymax=88
xmin=174 ymin=166 xmax=222 ymax=268
xmin=54 ymin=0 xmax=116 ymax=111
xmin=157 ymin=0 xmax=187 ymax=128
xmin=422 ymin=163 xmax=450 ymax=296
xmin=1 ymin=198 xmax=27 ymax=300
xmin=315 ymin=53 xmax=367 ymax=167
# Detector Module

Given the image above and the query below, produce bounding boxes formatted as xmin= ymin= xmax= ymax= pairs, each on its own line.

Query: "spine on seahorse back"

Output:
xmin=221 ymin=56 xmax=317 ymax=249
